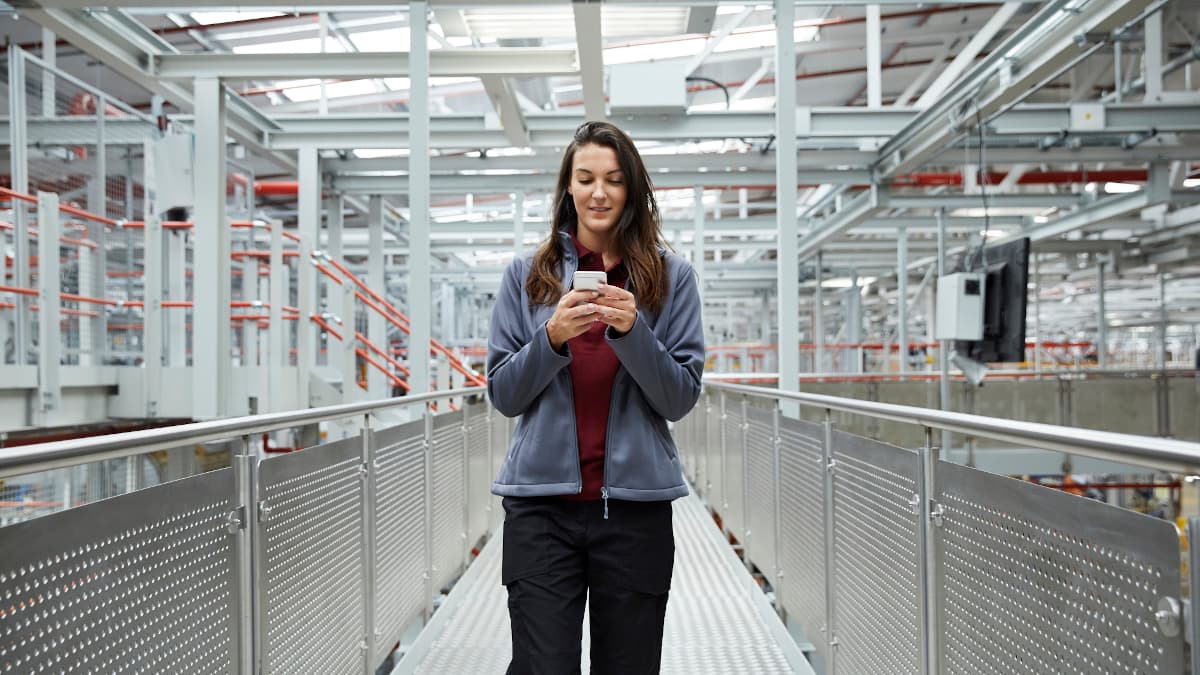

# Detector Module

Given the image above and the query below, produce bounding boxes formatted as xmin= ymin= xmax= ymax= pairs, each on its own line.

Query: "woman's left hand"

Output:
xmin=593 ymin=283 xmax=638 ymax=334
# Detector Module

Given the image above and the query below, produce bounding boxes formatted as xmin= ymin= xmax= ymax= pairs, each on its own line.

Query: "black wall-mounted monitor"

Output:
xmin=953 ymin=237 xmax=1031 ymax=364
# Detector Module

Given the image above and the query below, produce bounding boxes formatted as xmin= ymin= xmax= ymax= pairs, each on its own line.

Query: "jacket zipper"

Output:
xmin=566 ymin=252 xmax=583 ymax=495
xmin=600 ymin=274 xmax=633 ymax=520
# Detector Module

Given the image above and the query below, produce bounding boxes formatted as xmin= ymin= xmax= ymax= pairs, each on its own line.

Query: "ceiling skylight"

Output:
xmin=190 ymin=11 xmax=283 ymax=25
xmin=453 ymin=6 xmax=690 ymax=40
xmin=233 ymin=37 xmax=347 ymax=55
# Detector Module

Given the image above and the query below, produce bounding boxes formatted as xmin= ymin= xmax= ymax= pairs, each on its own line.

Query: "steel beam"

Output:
xmin=797 ymin=185 xmax=887 ymax=262
xmin=916 ymin=3 xmax=1021 ymax=107
xmin=23 ymin=7 xmax=288 ymax=170
xmin=263 ymin=105 xmax=1200 ymax=150
xmin=154 ymin=48 xmax=578 ymax=79
xmin=876 ymin=0 xmax=1155 ymax=177
xmin=573 ymin=1 xmax=606 ymax=121
xmin=330 ymin=169 xmax=873 ymax=193
xmin=481 ymin=76 xmax=531 ymax=146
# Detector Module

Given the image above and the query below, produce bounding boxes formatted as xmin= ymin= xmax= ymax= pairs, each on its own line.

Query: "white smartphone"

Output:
xmin=572 ymin=270 xmax=607 ymax=291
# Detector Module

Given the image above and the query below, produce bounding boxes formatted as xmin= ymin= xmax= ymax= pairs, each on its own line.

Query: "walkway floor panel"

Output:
xmin=395 ymin=490 xmax=812 ymax=674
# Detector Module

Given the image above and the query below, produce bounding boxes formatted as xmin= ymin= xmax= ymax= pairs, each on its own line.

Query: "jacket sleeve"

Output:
xmin=486 ymin=259 xmax=572 ymax=418
xmin=605 ymin=261 xmax=704 ymax=422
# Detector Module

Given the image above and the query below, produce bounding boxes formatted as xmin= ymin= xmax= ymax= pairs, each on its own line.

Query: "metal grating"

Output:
xmin=465 ymin=403 xmax=492 ymax=548
xmin=431 ymin=413 xmax=466 ymax=592
xmin=743 ymin=405 xmax=777 ymax=581
xmin=937 ymin=460 xmax=1183 ymax=675
xmin=374 ymin=419 xmax=429 ymax=665
xmin=720 ymin=398 xmax=745 ymax=540
xmin=406 ymin=489 xmax=798 ymax=674
xmin=777 ymin=416 xmax=827 ymax=657
xmin=0 ymin=469 xmax=235 ymax=674
xmin=259 ymin=436 xmax=365 ymax=675
xmin=831 ymin=430 xmax=920 ymax=675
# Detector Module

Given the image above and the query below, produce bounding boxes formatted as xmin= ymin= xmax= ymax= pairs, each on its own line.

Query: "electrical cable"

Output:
xmin=691 ymin=75 xmax=724 ymax=109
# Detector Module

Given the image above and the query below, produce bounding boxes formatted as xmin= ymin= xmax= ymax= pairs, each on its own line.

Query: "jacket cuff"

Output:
xmin=537 ymin=319 xmax=573 ymax=363
xmin=605 ymin=313 xmax=651 ymax=355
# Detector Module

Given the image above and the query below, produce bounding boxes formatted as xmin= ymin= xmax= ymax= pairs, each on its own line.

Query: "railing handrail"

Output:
xmin=701 ymin=368 xmax=1199 ymax=382
xmin=0 ymin=386 xmax=486 ymax=480
xmin=703 ymin=381 xmax=1200 ymax=475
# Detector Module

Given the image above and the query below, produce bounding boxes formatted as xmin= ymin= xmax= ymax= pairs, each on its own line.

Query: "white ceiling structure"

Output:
xmin=1 ymin=0 xmax=1198 ymax=355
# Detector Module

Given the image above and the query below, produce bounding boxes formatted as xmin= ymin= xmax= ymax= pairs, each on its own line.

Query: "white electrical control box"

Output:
xmin=936 ymin=272 xmax=985 ymax=341
xmin=609 ymin=62 xmax=688 ymax=115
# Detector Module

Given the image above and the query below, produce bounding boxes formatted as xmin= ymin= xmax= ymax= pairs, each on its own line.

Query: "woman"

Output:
xmin=486 ymin=121 xmax=705 ymax=674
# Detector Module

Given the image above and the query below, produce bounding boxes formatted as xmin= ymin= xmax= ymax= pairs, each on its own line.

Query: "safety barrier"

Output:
xmin=679 ymin=381 xmax=1200 ymax=674
xmin=0 ymin=387 xmax=507 ymax=675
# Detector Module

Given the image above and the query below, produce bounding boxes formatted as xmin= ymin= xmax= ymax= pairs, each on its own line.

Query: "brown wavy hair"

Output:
xmin=525 ymin=121 xmax=669 ymax=313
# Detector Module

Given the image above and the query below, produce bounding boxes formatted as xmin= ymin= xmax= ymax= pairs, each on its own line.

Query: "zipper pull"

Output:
xmin=601 ymin=487 xmax=610 ymax=520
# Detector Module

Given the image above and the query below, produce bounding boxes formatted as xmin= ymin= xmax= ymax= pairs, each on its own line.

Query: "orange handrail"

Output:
xmin=311 ymin=314 xmax=343 ymax=341
xmin=357 ymin=331 xmax=412 ymax=377
xmin=0 ymin=285 xmax=38 ymax=297
xmin=325 ymin=255 xmax=485 ymax=386
xmin=356 ymin=347 xmax=410 ymax=391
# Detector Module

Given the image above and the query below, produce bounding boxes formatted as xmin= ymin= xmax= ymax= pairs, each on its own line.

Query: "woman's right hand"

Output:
xmin=546 ymin=288 xmax=602 ymax=352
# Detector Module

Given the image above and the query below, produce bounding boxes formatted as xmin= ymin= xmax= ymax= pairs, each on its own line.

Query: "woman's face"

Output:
xmin=568 ymin=143 xmax=627 ymax=247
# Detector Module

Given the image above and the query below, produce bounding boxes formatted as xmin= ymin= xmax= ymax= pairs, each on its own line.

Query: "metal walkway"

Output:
xmin=394 ymin=489 xmax=814 ymax=674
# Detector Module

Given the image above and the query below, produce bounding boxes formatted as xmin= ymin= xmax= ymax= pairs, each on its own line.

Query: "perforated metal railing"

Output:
xmin=681 ymin=382 xmax=1200 ymax=675
xmin=0 ymin=388 xmax=503 ymax=675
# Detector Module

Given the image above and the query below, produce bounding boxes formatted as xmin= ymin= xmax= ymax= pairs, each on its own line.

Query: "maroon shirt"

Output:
xmin=561 ymin=230 xmax=628 ymax=501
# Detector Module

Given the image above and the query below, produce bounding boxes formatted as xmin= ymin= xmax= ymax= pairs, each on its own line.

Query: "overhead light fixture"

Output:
xmin=1103 ymin=182 xmax=1140 ymax=194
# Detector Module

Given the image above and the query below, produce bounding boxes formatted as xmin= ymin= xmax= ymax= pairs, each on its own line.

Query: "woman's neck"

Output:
xmin=576 ymin=228 xmax=620 ymax=268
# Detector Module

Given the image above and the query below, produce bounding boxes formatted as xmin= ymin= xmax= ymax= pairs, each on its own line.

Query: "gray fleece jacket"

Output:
xmin=486 ymin=229 xmax=704 ymax=503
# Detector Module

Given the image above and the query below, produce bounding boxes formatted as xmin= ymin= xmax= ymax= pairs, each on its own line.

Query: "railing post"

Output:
xmin=461 ymin=402 xmax=471 ymax=570
xmin=486 ymin=403 xmax=494 ymax=528
xmin=771 ymin=403 xmax=784 ymax=619
xmin=719 ymin=390 xmax=729 ymax=537
xmin=916 ymin=426 xmax=942 ymax=675
xmin=1189 ymin=512 xmax=1200 ymax=675
xmin=422 ymin=403 xmax=435 ymax=621
xmin=233 ymin=434 xmax=259 ymax=675
xmin=822 ymin=408 xmax=838 ymax=674
xmin=360 ymin=413 xmax=378 ymax=673
xmin=741 ymin=396 xmax=750 ymax=564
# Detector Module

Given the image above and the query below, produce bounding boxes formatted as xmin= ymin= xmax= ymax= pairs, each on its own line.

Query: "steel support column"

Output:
xmin=936 ymin=209 xmax=951 ymax=454
xmin=513 ymin=191 xmax=525 ymax=258
xmin=297 ymin=146 xmax=320 ymax=407
xmin=36 ymin=192 xmax=62 ymax=425
xmin=367 ymin=196 xmax=386 ymax=399
xmin=866 ymin=5 xmax=882 ymax=108
xmin=268 ymin=219 xmax=285 ymax=412
xmin=1144 ymin=8 xmax=1164 ymax=102
xmin=1033 ymin=253 xmax=1042 ymax=379
xmin=8 ymin=47 xmax=30 ymax=367
xmin=777 ymin=0 xmax=800 ymax=415
xmin=898 ymin=227 xmax=909 ymax=375
xmin=143 ymin=139 xmax=163 ymax=417
xmin=192 ymin=77 xmax=230 ymax=420
xmin=814 ymin=252 xmax=825 ymax=376
xmin=1097 ymin=258 xmax=1108 ymax=369
xmin=409 ymin=2 xmax=432 ymax=395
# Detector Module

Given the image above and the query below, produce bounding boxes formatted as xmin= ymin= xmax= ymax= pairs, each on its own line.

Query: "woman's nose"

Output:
xmin=591 ymin=184 xmax=606 ymax=200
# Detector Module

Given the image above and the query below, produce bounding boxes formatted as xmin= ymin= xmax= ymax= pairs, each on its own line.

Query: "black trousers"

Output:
xmin=501 ymin=496 xmax=675 ymax=675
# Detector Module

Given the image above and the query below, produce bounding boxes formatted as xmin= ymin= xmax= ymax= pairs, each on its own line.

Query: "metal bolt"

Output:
xmin=908 ymin=494 xmax=920 ymax=515
xmin=930 ymin=502 xmax=945 ymax=527
xmin=225 ymin=509 xmax=243 ymax=534
xmin=1156 ymin=597 xmax=1181 ymax=637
